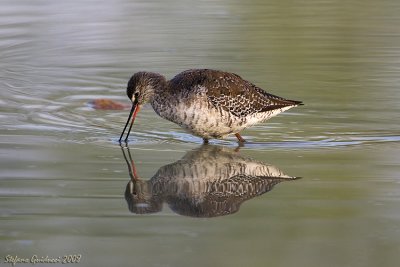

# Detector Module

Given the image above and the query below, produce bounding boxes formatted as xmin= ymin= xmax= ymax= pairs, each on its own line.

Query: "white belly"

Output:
xmin=152 ymin=97 xmax=294 ymax=139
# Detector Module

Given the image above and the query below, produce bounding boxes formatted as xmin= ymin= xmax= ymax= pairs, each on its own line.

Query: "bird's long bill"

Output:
xmin=119 ymin=102 xmax=140 ymax=143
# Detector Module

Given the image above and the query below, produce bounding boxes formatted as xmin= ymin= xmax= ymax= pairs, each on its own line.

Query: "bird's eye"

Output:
xmin=133 ymin=92 xmax=139 ymax=102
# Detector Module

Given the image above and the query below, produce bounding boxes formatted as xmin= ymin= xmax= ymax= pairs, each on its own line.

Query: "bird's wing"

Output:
xmin=206 ymin=74 xmax=302 ymax=117
xmin=169 ymin=69 xmax=302 ymax=117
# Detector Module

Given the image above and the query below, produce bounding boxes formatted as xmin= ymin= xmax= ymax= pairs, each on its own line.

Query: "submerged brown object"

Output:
xmin=89 ymin=99 xmax=130 ymax=110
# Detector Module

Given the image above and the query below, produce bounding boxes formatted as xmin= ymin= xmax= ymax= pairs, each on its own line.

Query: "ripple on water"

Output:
xmin=242 ymin=134 xmax=400 ymax=149
xmin=113 ymin=129 xmax=400 ymax=150
xmin=3 ymin=84 xmax=399 ymax=149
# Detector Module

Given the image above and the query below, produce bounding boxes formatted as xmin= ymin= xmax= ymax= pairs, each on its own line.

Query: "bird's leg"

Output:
xmin=235 ymin=133 xmax=246 ymax=143
xmin=234 ymin=145 xmax=242 ymax=153
xmin=203 ymin=138 xmax=209 ymax=144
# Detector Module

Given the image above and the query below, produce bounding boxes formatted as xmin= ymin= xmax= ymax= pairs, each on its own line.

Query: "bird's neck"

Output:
xmin=151 ymin=76 xmax=167 ymax=94
xmin=143 ymin=73 xmax=167 ymax=103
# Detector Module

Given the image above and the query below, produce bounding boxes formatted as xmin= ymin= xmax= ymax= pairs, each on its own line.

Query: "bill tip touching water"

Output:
xmin=119 ymin=69 xmax=303 ymax=144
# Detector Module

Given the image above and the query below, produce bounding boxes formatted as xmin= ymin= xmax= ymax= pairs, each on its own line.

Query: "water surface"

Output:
xmin=1 ymin=0 xmax=400 ymax=266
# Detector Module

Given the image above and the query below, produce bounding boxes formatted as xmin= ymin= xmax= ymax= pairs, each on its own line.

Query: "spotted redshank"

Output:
xmin=119 ymin=69 xmax=303 ymax=143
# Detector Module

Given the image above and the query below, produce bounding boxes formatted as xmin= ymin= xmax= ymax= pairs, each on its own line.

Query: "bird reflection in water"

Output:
xmin=121 ymin=145 xmax=300 ymax=218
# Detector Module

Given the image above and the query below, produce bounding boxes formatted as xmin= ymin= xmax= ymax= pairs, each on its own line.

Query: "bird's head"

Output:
xmin=119 ymin=71 xmax=166 ymax=143
xmin=126 ymin=71 xmax=166 ymax=105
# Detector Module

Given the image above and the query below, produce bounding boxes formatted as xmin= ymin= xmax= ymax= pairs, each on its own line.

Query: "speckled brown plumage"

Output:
xmin=169 ymin=69 xmax=302 ymax=117
xmin=121 ymin=69 xmax=303 ymax=142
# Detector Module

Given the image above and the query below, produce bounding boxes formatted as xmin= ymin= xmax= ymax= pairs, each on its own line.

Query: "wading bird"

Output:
xmin=119 ymin=69 xmax=302 ymax=143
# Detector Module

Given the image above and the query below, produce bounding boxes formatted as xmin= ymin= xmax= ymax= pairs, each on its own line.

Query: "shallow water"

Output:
xmin=1 ymin=0 xmax=400 ymax=266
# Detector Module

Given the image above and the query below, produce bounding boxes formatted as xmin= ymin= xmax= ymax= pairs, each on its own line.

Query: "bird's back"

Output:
xmin=168 ymin=69 xmax=302 ymax=117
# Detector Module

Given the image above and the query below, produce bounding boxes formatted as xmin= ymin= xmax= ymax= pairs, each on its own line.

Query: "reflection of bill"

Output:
xmin=121 ymin=145 xmax=300 ymax=218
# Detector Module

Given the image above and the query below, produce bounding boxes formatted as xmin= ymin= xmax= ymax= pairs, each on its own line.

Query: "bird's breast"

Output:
xmin=151 ymin=94 xmax=246 ymax=139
